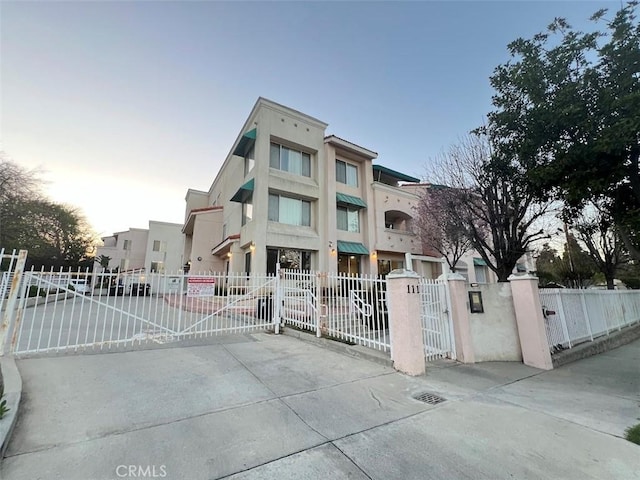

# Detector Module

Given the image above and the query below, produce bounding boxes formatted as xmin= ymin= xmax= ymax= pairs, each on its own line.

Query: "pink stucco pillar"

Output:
xmin=440 ymin=273 xmax=475 ymax=364
xmin=508 ymin=274 xmax=553 ymax=370
xmin=387 ymin=269 xmax=425 ymax=376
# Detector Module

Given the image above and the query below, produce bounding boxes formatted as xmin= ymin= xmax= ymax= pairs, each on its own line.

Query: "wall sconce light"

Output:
xmin=227 ymin=252 xmax=232 ymax=258
xmin=329 ymin=241 xmax=337 ymax=256
xmin=250 ymin=242 xmax=256 ymax=252
xmin=371 ymin=250 xmax=378 ymax=259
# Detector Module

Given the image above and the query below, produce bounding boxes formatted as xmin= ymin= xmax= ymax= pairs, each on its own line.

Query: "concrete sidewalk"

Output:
xmin=2 ymin=333 xmax=639 ymax=479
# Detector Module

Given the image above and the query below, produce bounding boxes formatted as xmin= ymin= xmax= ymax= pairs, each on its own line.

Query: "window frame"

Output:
xmin=270 ymin=142 xmax=311 ymax=178
xmin=268 ymin=193 xmax=311 ymax=227
xmin=336 ymin=160 xmax=358 ymax=187
xmin=242 ymin=195 xmax=253 ymax=226
xmin=336 ymin=205 xmax=360 ymax=232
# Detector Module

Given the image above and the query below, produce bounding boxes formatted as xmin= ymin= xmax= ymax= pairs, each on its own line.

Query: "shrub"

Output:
xmin=27 ymin=286 xmax=47 ymax=298
xmin=0 ymin=387 xmax=9 ymax=419
xmin=625 ymin=423 xmax=640 ymax=445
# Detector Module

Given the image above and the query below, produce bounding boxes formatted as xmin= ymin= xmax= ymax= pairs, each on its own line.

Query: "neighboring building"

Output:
xmin=96 ymin=221 xmax=184 ymax=273
xmin=183 ymin=97 xmax=423 ymax=276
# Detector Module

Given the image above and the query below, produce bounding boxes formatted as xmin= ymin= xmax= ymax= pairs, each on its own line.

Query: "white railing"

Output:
xmin=280 ymin=270 xmax=318 ymax=333
xmin=419 ymin=278 xmax=455 ymax=361
xmin=10 ymin=268 xmax=277 ymax=356
xmin=321 ymin=272 xmax=390 ymax=352
xmin=540 ymin=288 xmax=640 ymax=351
xmin=279 ymin=270 xmax=390 ymax=353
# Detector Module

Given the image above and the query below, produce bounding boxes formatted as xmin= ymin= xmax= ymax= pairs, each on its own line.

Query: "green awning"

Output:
xmin=232 ymin=128 xmax=256 ymax=157
xmin=336 ymin=193 xmax=367 ymax=209
xmin=230 ymin=178 xmax=254 ymax=203
xmin=473 ymin=258 xmax=487 ymax=266
xmin=372 ymin=164 xmax=420 ymax=183
xmin=337 ymin=241 xmax=369 ymax=255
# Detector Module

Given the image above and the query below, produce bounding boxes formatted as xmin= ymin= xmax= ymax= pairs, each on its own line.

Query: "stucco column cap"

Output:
xmin=387 ymin=269 xmax=420 ymax=279
xmin=508 ymin=273 xmax=538 ymax=281
xmin=438 ymin=272 xmax=465 ymax=281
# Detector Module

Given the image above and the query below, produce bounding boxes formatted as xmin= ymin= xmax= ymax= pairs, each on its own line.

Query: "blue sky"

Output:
xmin=1 ymin=1 xmax=618 ymax=237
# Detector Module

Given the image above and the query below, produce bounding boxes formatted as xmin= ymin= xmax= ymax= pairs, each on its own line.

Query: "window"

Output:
xmin=123 ymin=240 xmax=131 ymax=251
xmin=268 ymin=194 xmax=311 ymax=226
xmin=152 ymin=240 xmax=166 ymax=252
xmin=336 ymin=160 xmax=358 ymax=186
xmin=270 ymin=143 xmax=311 ymax=177
xmin=267 ymin=248 xmax=311 ymax=274
xmin=120 ymin=259 xmax=129 ymax=271
xmin=150 ymin=261 xmax=164 ymax=273
xmin=474 ymin=265 xmax=488 ymax=284
xmin=377 ymin=259 xmax=404 ymax=277
xmin=244 ymin=144 xmax=255 ymax=176
xmin=337 ymin=206 xmax=359 ymax=232
xmin=245 ymin=251 xmax=251 ymax=275
xmin=242 ymin=196 xmax=253 ymax=226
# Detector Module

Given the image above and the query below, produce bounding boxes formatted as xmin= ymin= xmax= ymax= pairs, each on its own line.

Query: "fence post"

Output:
xmin=0 ymin=250 xmax=28 ymax=356
xmin=387 ymin=269 xmax=425 ymax=376
xmin=273 ymin=269 xmax=281 ymax=335
xmin=508 ymin=274 xmax=553 ymax=370
xmin=439 ymin=272 xmax=474 ymax=363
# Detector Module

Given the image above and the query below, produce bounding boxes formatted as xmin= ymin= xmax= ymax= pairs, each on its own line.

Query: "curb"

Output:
xmin=0 ymin=356 xmax=21 ymax=460
xmin=281 ymin=327 xmax=393 ymax=367
xmin=552 ymin=322 xmax=640 ymax=368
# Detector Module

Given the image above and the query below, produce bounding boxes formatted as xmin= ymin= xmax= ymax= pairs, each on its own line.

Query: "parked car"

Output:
xmin=68 ymin=279 xmax=91 ymax=294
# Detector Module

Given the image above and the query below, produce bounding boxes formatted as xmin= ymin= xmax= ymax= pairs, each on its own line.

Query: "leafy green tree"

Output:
xmin=572 ymin=207 xmax=628 ymax=289
xmin=96 ymin=254 xmax=112 ymax=272
xmin=535 ymin=237 xmax=597 ymax=288
xmin=534 ymin=243 xmax=562 ymax=286
xmin=0 ymin=155 xmax=98 ymax=269
xmin=558 ymin=233 xmax=598 ymax=289
xmin=483 ymin=3 xmax=640 ymax=260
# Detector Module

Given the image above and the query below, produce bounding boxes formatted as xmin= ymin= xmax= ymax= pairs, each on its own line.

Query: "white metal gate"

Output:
xmin=279 ymin=270 xmax=391 ymax=352
xmin=5 ymin=266 xmax=278 ymax=356
xmin=419 ymin=278 xmax=456 ymax=361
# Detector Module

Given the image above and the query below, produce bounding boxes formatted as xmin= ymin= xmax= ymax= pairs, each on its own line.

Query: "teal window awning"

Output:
xmin=232 ymin=128 xmax=256 ymax=157
xmin=336 ymin=193 xmax=367 ymax=209
xmin=473 ymin=258 xmax=487 ymax=266
xmin=337 ymin=241 xmax=369 ymax=255
xmin=372 ymin=164 xmax=420 ymax=183
xmin=230 ymin=178 xmax=254 ymax=203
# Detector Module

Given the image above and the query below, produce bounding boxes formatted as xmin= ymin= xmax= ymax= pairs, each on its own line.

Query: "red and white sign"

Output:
xmin=187 ymin=277 xmax=216 ymax=297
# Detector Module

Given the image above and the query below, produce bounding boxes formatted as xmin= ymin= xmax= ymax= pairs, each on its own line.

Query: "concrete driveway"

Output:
xmin=2 ymin=333 xmax=640 ymax=479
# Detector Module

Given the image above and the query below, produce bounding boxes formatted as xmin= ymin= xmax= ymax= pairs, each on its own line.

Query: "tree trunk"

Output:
xmin=606 ymin=276 xmax=615 ymax=290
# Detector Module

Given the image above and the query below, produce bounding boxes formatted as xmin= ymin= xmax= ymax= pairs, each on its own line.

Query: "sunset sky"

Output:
xmin=1 ymin=1 xmax=616 ymax=237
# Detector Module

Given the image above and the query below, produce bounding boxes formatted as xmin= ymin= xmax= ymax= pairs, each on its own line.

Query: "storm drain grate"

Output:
xmin=413 ymin=392 xmax=446 ymax=405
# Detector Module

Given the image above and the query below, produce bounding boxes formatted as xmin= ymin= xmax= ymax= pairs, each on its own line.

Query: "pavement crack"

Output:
xmin=369 ymin=388 xmax=382 ymax=409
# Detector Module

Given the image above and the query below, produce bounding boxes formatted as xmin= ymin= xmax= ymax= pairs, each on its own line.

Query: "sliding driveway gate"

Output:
xmin=3 ymin=264 xmax=278 ymax=356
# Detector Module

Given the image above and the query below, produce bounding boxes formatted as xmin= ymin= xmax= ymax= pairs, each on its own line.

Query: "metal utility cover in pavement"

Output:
xmin=413 ymin=392 xmax=446 ymax=405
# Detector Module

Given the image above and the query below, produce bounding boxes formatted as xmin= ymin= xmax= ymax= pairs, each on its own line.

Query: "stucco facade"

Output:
xmin=96 ymin=221 xmax=184 ymax=273
xmin=182 ymin=98 xmax=424 ymax=276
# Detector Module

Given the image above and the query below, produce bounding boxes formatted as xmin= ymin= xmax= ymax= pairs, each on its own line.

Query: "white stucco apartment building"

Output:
xmin=96 ymin=221 xmax=184 ymax=273
xmin=183 ymin=97 xmax=429 ymax=277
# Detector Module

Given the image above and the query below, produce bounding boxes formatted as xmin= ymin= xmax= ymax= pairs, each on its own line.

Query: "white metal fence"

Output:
xmin=540 ymin=288 xmax=640 ymax=351
xmin=280 ymin=270 xmax=391 ymax=353
xmin=8 ymin=268 xmax=278 ymax=356
xmin=0 ymin=248 xmax=21 ymax=313
xmin=419 ymin=278 xmax=456 ymax=361
xmin=3 ymin=261 xmax=393 ymax=356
